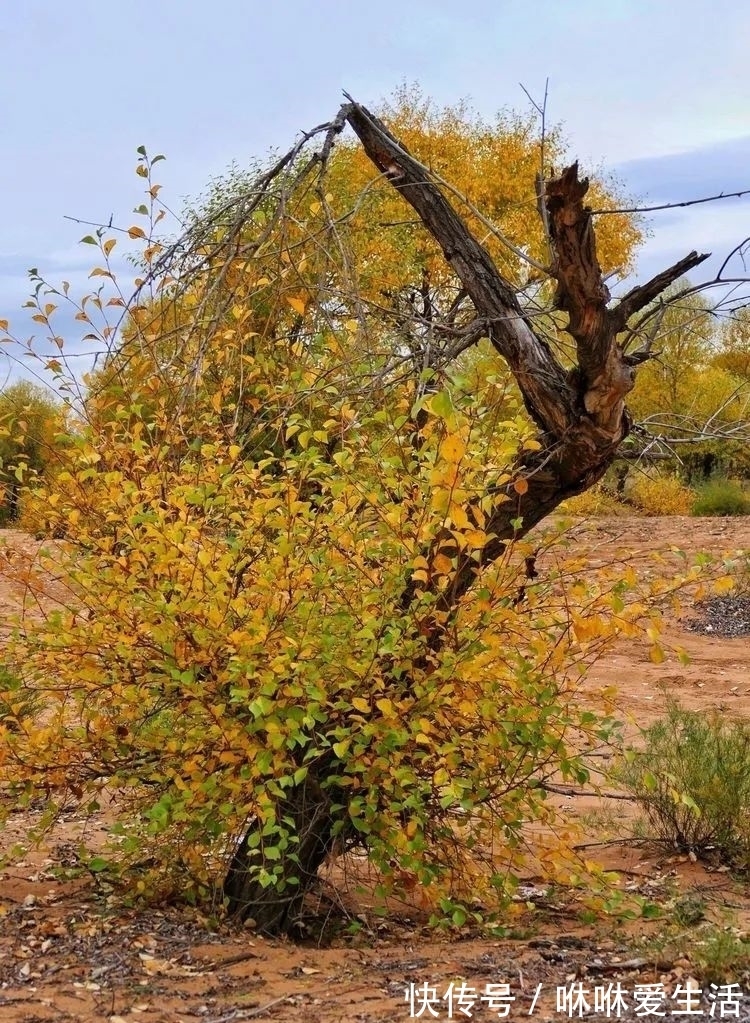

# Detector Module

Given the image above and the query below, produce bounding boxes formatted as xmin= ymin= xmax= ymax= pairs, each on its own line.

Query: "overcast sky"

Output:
xmin=1 ymin=0 xmax=749 ymax=386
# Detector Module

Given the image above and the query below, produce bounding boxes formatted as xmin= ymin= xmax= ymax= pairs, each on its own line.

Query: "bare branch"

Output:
xmin=612 ymin=251 xmax=711 ymax=328
xmin=520 ymin=78 xmax=553 ymax=265
xmin=592 ymin=187 xmax=750 ymax=216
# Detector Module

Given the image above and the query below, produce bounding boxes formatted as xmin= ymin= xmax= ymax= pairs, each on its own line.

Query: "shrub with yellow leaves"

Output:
xmin=0 ymin=121 xmax=703 ymax=939
xmin=628 ymin=473 xmax=695 ymax=516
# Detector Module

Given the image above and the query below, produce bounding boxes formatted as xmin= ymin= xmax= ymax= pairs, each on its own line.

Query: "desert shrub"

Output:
xmin=617 ymin=700 xmax=750 ymax=866
xmin=692 ymin=478 xmax=750 ymax=517
xmin=561 ymin=484 xmax=629 ymax=516
xmin=694 ymin=928 xmax=750 ymax=985
xmin=628 ymin=473 xmax=694 ymax=516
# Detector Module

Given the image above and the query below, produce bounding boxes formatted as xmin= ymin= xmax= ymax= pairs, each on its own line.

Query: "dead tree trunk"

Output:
xmin=344 ymin=101 xmax=708 ymax=619
xmin=223 ymin=99 xmax=710 ymax=936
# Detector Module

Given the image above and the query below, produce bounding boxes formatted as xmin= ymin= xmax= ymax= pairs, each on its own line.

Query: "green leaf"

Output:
xmin=428 ymin=389 xmax=453 ymax=420
xmin=641 ymin=902 xmax=662 ymax=920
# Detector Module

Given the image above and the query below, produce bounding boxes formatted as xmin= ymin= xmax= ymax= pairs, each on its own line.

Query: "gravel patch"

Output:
xmin=684 ymin=595 xmax=750 ymax=638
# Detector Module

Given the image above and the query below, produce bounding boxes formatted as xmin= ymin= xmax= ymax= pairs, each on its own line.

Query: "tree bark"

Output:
xmin=344 ymin=101 xmax=710 ymax=623
xmin=223 ymin=774 xmax=340 ymax=934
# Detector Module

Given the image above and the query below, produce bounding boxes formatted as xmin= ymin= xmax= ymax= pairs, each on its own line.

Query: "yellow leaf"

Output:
xmin=432 ymin=552 xmax=453 ymax=575
xmin=352 ymin=697 xmax=370 ymax=713
xmin=513 ymin=478 xmax=529 ymax=495
xmin=128 ymin=225 xmax=147 ymax=240
xmin=649 ymin=645 xmax=665 ymax=664
xmin=376 ymin=698 xmax=394 ymax=716
xmin=103 ymin=238 xmax=117 ymax=257
xmin=440 ymin=435 xmax=465 ymax=464
xmin=464 ymin=529 xmax=487 ymax=549
xmin=449 ymin=502 xmax=470 ymax=530
xmin=286 ymin=295 xmax=307 ymax=317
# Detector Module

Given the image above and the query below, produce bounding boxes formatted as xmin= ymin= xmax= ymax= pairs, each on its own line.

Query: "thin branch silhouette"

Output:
xmin=592 ymin=187 xmax=750 ymax=216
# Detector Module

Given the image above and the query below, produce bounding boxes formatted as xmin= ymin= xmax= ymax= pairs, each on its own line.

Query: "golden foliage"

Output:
xmin=628 ymin=473 xmax=695 ymax=516
xmin=0 ymin=118 xmax=697 ymax=927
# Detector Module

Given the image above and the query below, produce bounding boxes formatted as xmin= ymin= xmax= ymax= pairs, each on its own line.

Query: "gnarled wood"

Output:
xmin=344 ymin=99 xmax=711 ymax=618
xmin=344 ymin=101 xmax=575 ymax=439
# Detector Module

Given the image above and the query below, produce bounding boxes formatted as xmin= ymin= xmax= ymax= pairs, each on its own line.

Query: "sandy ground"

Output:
xmin=1 ymin=517 xmax=749 ymax=1022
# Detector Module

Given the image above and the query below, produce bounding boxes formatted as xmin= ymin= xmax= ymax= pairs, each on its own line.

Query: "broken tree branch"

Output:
xmin=343 ymin=99 xmax=575 ymax=438
xmin=612 ymin=250 xmax=711 ymax=328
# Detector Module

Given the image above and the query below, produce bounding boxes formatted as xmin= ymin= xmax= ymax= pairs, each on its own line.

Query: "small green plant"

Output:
xmin=635 ymin=921 xmax=750 ymax=984
xmin=672 ymin=894 xmax=707 ymax=927
xmin=692 ymin=478 xmax=750 ymax=517
xmin=616 ymin=700 xmax=750 ymax=865
xmin=694 ymin=926 xmax=750 ymax=985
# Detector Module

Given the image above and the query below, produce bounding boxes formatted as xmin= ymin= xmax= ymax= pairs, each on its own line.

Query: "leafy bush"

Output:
xmin=0 ymin=136 xmax=699 ymax=936
xmin=692 ymin=478 xmax=750 ymax=517
xmin=0 ymin=382 xmax=65 ymax=524
xmin=617 ymin=700 xmax=750 ymax=865
xmin=628 ymin=473 xmax=694 ymax=516
xmin=561 ymin=484 xmax=628 ymax=516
